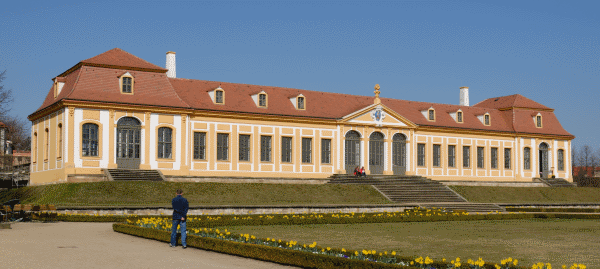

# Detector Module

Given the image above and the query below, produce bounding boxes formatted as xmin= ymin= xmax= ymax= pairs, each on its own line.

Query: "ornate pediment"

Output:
xmin=341 ymin=104 xmax=415 ymax=128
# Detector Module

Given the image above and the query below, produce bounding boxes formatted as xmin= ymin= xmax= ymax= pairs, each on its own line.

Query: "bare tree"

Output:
xmin=0 ymin=70 xmax=14 ymax=117
xmin=0 ymin=115 xmax=31 ymax=151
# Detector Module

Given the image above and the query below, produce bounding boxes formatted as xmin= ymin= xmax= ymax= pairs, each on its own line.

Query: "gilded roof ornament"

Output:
xmin=374 ymin=84 xmax=381 ymax=104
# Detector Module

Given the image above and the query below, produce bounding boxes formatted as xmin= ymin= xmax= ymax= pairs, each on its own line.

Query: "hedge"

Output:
xmin=114 ymin=223 xmax=519 ymax=269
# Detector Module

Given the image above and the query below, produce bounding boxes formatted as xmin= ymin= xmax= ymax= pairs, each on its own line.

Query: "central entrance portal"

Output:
xmin=116 ymin=117 xmax=141 ymax=169
xmin=539 ymin=142 xmax=549 ymax=178
xmin=392 ymin=133 xmax=406 ymax=175
xmin=344 ymin=131 xmax=361 ymax=174
xmin=369 ymin=132 xmax=384 ymax=175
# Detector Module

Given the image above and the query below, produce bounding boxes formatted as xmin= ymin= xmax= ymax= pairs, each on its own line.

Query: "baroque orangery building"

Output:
xmin=28 ymin=48 xmax=574 ymax=185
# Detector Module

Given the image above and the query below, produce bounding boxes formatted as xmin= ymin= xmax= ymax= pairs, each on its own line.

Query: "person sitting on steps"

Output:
xmin=360 ymin=166 xmax=366 ymax=177
xmin=354 ymin=166 xmax=360 ymax=177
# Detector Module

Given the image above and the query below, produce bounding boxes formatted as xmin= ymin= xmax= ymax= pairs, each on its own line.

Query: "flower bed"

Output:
xmin=113 ymin=210 xmax=590 ymax=269
xmin=505 ymin=207 xmax=600 ymax=213
xmin=116 ymin=218 xmax=588 ymax=269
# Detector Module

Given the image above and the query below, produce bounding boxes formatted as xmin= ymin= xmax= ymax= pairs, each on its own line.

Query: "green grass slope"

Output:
xmin=0 ymin=181 xmax=392 ymax=206
xmin=450 ymin=186 xmax=600 ymax=203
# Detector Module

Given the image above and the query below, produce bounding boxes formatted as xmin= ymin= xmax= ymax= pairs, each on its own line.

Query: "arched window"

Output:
xmin=428 ymin=108 xmax=435 ymax=121
xmin=57 ymin=123 xmax=63 ymax=159
xmin=82 ymin=123 xmax=99 ymax=157
xmin=157 ymin=127 xmax=172 ymax=159
xmin=215 ymin=89 xmax=224 ymax=104
xmin=457 ymin=111 xmax=463 ymax=123
xmin=44 ymin=128 xmax=49 ymax=161
xmin=258 ymin=93 xmax=267 ymax=107
xmin=523 ymin=147 xmax=531 ymax=170
xmin=484 ymin=114 xmax=490 ymax=126
xmin=297 ymin=96 xmax=305 ymax=110
xmin=557 ymin=149 xmax=564 ymax=171
xmin=33 ymin=132 xmax=37 ymax=163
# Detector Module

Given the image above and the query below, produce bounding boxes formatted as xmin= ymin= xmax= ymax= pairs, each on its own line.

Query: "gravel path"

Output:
xmin=0 ymin=222 xmax=299 ymax=269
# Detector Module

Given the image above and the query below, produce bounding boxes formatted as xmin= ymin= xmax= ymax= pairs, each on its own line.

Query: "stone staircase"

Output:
xmin=535 ymin=177 xmax=577 ymax=187
xmin=419 ymin=203 xmax=505 ymax=213
xmin=328 ymin=174 xmax=467 ymax=203
xmin=103 ymin=169 xmax=165 ymax=181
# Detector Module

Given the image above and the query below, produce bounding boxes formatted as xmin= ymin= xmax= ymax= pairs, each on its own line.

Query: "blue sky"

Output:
xmin=1 ymin=0 xmax=598 ymax=149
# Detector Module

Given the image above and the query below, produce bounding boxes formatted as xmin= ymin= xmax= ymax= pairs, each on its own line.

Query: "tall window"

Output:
xmin=491 ymin=147 xmax=498 ymax=169
xmin=217 ymin=133 xmax=229 ymax=160
xmin=122 ymin=77 xmax=132 ymax=93
xmin=258 ymin=93 xmax=267 ymax=107
xmin=260 ymin=136 xmax=271 ymax=162
xmin=457 ymin=111 xmax=463 ymax=123
xmin=321 ymin=139 xmax=331 ymax=164
xmin=44 ymin=128 xmax=49 ymax=161
xmin=536 ymin=115 xmax=542 ymax=128
xmin=477 ymin=147 xmax=484 ymax=168
xmin=82 ymin=123 xmax=99 ymax=157
xmin=281 ymin=137 xmax=292 ymax=163
xmin=558 ymin=149 xmax=564 ymax=171
xmin=193 ymin=132 xmax=206 ymax=160
xmin=302 ymin=138 xmax=312 ymax=163
xmin=33 ymin=132 xmax=37 ymax=163
xmin=239 ymin=135 xmax=251 ymax=161
xmin=157 ymin=127 xmax=172 ymax=159
xmin=433 ymin=144 xmax=441 ymax=167
xmin=448 ymin=145 xmax=456 ymax=167
xmin=428 ymin=109 xmax=435 ymax=121
xmin=417 ymin=143 xmax=426 ymax=166
xmin=57 ymin=123 xmax=63 ymax=159
xmin=504 ymin=148 xmax=511 ymax=169
xmin=463 ymin=146 xmax=470 ymax=168
xmin=524 ymin=147 xmax=531 ymax=170
xmin=297 ymin=97 xmax=305 ymax=109
xmin=215 ymin=90 xmax=224 ymax=104
xmin=484 ymin=114 xmax=490 ymax=126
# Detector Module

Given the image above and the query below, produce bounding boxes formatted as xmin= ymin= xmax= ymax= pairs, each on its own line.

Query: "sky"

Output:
xmin=1 ymin=0 xmax=599 ymax=150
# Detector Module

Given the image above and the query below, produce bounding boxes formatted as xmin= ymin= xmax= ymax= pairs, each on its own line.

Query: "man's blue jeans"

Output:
xmin=170 ymin=219 xmax=187 ymax=247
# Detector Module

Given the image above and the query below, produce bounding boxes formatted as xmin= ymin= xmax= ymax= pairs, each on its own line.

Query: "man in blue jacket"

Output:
xmin=170 ymin=189 xmax=189 ymax=248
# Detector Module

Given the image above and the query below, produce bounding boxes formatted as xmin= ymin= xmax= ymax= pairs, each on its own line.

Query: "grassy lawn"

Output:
xmin=450 ymin=186 xmax=600 ymax=203
xmin=225 ymin=219 xmax=600 ymax=268
xmin=0 ymin=181 xmax=391 ymax=206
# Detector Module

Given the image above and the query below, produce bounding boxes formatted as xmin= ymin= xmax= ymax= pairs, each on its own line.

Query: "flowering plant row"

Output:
xmin=122 ymin=216 xmax=586 ymax=269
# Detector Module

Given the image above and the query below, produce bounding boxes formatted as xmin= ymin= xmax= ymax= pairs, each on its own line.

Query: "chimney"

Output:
xmin=460 ymin=86 xmax=469 ymax=106
xmin=166 ymin=51 xmax=176 ymax=78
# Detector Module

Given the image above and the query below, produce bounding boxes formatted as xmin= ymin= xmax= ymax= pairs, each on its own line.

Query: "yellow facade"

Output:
xmin=29 ymin=103 xmax=572 ymax=185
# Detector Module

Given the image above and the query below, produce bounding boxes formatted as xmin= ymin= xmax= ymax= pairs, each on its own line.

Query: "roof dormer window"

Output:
xmin=208 ymin=86 xmax=226 ymax=105
xmin=259 ymin=93 xmax=267 ymax=107
xmin=428 ymin=108 xmax=435 ymax=121
xmin=535 ymin=113 xmax=542 ymax=128
xmin=476 ymin=112 xmax=491 ymax=126
xmin=483 ymin=113 xmax=491 ymax=126
xmin=449 ymin=109 xmax=463 ymax=123
xmin=216 ymin=89 xmax=224 ymax=104
xmin=119 ymin=72 xmax=134 ymax=94
xmin=289 ymin=94 xmax=306 ymax=110
xmin=298 ymin=96 xmax=305 ymax=110
xmin=251 ymin=91 xmax=268 ymax=108
xmin=53 ymin=77 xmax=65 ymax=98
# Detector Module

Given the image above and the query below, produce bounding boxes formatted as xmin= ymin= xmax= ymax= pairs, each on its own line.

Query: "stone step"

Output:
xmin=105 ymin=169 xmax=164 ymax=181
xmin=420 ymin=203 xmax=505 ymax=213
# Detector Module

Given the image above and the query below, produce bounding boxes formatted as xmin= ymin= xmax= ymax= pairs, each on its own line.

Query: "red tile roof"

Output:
xmin=30 ymin=48 xmax=574 ymax=139
xmin=474 ymin=94 xmax=552 ymax=110
xmin=81 ymin=48 xmax=167 ymax=72
xmin=57 ymin=48 xmax=167 ymax=77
